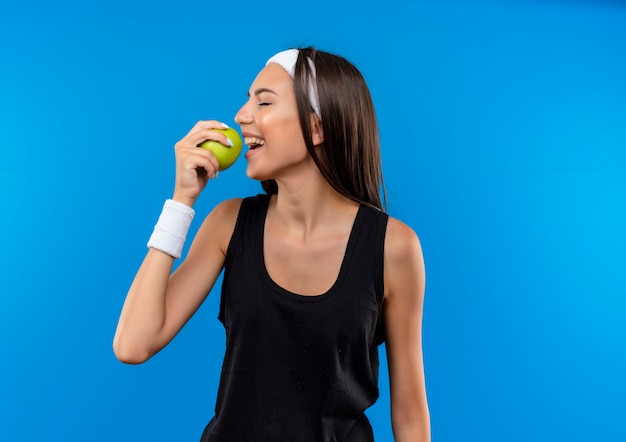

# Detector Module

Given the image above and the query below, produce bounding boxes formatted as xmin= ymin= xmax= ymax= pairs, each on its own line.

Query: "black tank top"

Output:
xmin=201 ymin=194 xmax=388 ymax=442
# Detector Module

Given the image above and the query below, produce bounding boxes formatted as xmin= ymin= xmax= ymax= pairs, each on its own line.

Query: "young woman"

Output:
xmin=113 ymin=47 xmax=430 ymax=441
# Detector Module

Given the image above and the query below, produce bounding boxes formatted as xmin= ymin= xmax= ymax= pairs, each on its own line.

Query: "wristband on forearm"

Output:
xmin=147 ymin=199 xmax=195 ymax=259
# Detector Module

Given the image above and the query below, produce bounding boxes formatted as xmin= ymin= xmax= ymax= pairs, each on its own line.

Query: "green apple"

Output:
xmin=199 ymin=127 xmax=243 ymax=171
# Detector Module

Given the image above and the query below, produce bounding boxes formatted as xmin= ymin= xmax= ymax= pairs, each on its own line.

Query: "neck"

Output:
xmin=270 ymin=170 xmax=358 ymax=235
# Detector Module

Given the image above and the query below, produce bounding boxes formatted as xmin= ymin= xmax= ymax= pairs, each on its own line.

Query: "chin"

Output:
xmin=245 ymin=165 xmax=270 ymax=182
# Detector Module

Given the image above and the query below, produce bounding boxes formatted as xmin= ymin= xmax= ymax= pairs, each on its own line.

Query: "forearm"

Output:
xmin=392 ymin=417 xmax=431 ymax=442
xmin=113 ymin=248 xmax=174 ymax=363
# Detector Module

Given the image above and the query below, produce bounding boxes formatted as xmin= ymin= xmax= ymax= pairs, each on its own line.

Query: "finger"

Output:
xmin=201 ymin=148 xmax=221 ymax=173
xmin=175 ymin=120 xmax=233 ymax=155
xmin=192 ymin=121 xmax=233 ymax=145
xmin=180 ymin=145 xmax=220 ymax=173
xmin=176 ymin=127 xmax=233 ymax=152
xmin=189 ymin=120 xmax=230 ymax=136
xmin=195 ymin=128 xmax=233 ymax=148
xmin=179 ymin=156 xmax=217 ymax=183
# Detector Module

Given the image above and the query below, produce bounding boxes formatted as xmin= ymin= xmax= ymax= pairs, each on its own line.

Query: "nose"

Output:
xmin=234 ymin=100 xmax=253 ymax=126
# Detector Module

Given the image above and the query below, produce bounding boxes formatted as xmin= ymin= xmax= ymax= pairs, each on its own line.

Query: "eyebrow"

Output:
xmin=247 ymin=87 xmax=278 ymax=97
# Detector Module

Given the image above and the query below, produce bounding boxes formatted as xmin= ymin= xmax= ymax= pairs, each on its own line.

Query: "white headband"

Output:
xmin=266 ymin=49 xmax=321 ymax=118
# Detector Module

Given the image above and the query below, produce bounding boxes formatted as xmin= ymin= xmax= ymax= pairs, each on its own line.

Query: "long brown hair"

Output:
xmin=261 ymin=46 xmax=387 ymax=211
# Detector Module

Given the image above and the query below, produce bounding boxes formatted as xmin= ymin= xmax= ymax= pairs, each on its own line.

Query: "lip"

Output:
xmin=245 ymin=146 xmax=262 ymax=161
xmin=241 ymin=131 xmax=263 ymax=139
xmin=241 ymin=130 xmax=265 ymax=156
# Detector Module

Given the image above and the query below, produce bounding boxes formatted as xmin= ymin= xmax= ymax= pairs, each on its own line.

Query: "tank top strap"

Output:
xmin=219 ymin=194 xmax=270 ymax=323
xmin=346 ymin=205 xmax=389 ymax=344
xmin=223 ymin=194 xmax=270 ymax=268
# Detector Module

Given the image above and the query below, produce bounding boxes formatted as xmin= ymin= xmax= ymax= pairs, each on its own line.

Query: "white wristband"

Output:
xmin=147 ymin=199 xmax=195 ymax=259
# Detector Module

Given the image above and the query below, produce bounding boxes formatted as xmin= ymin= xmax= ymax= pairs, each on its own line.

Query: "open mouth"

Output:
xmin=244 ymin=137 xmax=265 ymax=150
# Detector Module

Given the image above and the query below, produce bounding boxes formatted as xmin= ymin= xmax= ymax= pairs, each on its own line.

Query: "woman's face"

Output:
xmin=235 ymin=63 xmax=313 ymax=182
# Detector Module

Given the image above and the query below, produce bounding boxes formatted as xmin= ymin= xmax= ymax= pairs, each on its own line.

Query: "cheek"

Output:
xmin=260 ymin=108 xmax=303 ymax=140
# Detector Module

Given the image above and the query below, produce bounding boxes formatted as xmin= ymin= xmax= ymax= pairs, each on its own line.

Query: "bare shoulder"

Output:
xmin=385 ymin=216 xmax=424 ymax=263
xmin=206 ymin=197 xmax=244 ymax=223
xmin=384 ymin=216 xmax=425 ymax=300
xmin=189 ymin=198 xmax=243 ymax=258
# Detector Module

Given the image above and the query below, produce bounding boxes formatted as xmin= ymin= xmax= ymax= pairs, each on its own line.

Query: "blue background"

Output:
xmin=1 ymin=0 xmax=625 ymax=440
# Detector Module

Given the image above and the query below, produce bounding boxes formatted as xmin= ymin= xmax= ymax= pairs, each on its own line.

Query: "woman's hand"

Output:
xmin=172 ymin=120 xmax=233 ymax=207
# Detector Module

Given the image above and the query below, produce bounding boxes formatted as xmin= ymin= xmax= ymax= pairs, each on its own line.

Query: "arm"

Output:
xmin=383 ymin=217 xmax=431 ymax=441
xmin=112 ymin=120 xmax=236 ymax=364
xmin=112 ymin=198 xmax=240 ymax=364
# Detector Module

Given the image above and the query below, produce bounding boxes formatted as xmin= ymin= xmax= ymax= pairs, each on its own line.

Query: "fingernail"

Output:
xmin=214 ymin=171 xmax=219 ymax=179
xmin=226 ymin=138 xmax=234 ymax=147
xmin=221 ymin=122 xmax=230 ymax=129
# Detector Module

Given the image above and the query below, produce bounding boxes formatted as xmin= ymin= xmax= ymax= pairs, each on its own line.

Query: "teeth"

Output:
xmin=244 ymin=137 xmax=265 ymax=147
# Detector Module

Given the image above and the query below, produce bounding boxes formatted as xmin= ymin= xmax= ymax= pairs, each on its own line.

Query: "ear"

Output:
xmin=310 ymin=113 xmax=324 ymax=146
